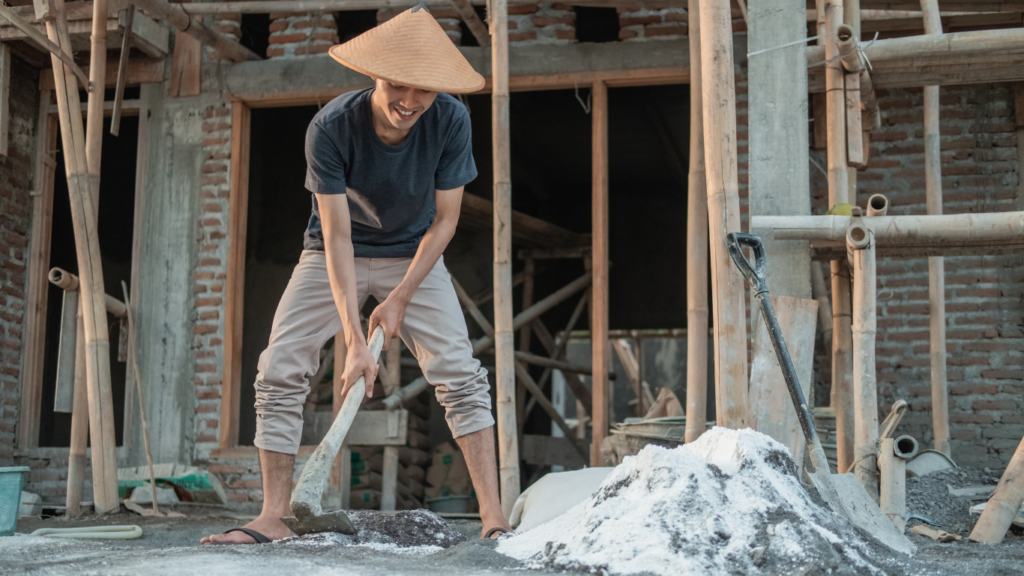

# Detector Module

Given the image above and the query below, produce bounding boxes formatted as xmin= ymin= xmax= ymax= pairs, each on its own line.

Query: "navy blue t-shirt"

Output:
xmin=303 ymin=88 xmax=478 ymax=257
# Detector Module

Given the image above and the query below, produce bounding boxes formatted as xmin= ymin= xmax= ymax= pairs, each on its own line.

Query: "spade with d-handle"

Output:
xmin=725 ymin=232 xmax=850 ymax=520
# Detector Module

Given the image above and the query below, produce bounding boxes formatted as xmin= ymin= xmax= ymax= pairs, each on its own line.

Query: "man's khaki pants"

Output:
xmin=253 ymin=250 xmax=494 ymax=455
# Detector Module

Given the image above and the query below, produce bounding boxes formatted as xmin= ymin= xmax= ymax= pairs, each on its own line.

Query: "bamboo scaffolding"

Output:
xmin=85 ymin=0 xmax=107 ymax=204
xmin=447 ymin=0 xmax=489 ymax=47
xmin=823 ymin=0 xmax=855 ymax=475
xmin=807 ymin=27 xmax=1024 ymax=67
xmin=700 ymin=0 xmax=746 ymax=429
xmin=752 ymin=212 xmax=1024 ymax=247
xmin=124 ymin=0 xmax=259 ymax=62
xmin=920 ymin=0 xmax=950 ymax=458
xmin=491 ymin=0 xmax=519 ymax=517
xmin=0 ymin=3 xmax=89 ymax=87
xmin=38 ymin=0 xmax=120 ymax=515
xmin=684 ymin=0 xmax=708 ymax=445
xmin=66 ymin=310 xmax=87 ymax=516
xmin=848 ymin=219 xmax=880 ymax=500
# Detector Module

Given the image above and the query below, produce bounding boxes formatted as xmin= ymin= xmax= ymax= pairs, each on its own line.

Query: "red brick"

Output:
xmin=950 ymin=384 xmax=998 ymax=396
xmin=508 ymin=31 xmax=537 ymax=42
xmin=972 ymin=399 xmax=1017 ymax=411
xmin=531 ymin=15 xmax=573 ymax=26
xmin=981 ymin=369 xmax=1024 ymax=381
xmin=195 ymin=363 xmax=217 ymax=373
xmin=619 ymin=15 xmax=661 ymax=26
xmin=196 ymin=298 xmax=223 ymax=307
xmin=644 ymin=23 xmax=686 ymax=36
xmin=194 ymin=324 xmax=218 ymax=335
xmin=507 ymin=4 xmax=538 ymax=14
xmin=618 ymin=29 xmax=639 ymax=39
xmin=950 ymin=413 xmax=994 ymax=424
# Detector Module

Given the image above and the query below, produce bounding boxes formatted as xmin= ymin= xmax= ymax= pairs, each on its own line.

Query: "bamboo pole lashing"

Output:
xmin=41 ymin=0 xmax=120 ymax=515
xmin=491 ymin=0 xmax=518 ymax=517
xmin=699 ymin=0 xmax=747 ymax=430
xmin=684 ymin=0 xmax=708 ymax=445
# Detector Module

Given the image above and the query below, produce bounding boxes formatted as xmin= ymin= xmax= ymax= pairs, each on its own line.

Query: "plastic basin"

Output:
xmin=0 ymin=467 xmax=30 ymax=536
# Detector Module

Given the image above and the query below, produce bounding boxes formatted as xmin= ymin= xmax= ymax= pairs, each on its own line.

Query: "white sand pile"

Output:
xmin=498 ymin=428 xmax=911 ymax=576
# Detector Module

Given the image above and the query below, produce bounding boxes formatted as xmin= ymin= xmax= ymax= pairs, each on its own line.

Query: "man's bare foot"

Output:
xmin=200 ymin=514 xmax=293 ymax=544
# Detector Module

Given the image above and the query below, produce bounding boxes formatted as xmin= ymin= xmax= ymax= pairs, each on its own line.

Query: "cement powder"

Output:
xmin=498 ymin=428 xmax=910 ymax=576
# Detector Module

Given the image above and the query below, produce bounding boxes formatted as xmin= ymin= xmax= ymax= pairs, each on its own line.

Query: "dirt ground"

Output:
xmin=4 ymin=484 xmax=1024 ymax=576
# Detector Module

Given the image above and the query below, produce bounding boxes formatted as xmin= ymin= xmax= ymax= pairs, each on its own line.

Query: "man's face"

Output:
xmin=375 ymin=79 xmax=439 ymax=130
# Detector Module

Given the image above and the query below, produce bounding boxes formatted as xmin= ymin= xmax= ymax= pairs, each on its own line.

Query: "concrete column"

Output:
xmin=748 ymin=0 xmax=812 ymax=300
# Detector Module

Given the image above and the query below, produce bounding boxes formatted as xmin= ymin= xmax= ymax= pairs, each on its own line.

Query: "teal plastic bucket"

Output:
xmin=0 ymin=467 xmax=29 ymax=536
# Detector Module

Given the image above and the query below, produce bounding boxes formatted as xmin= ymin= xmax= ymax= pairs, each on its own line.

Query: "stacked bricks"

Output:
xmin=18 ymin=451 xmax=91 ymax=501
xmin=207 ymin=11 xmax=242 ymax=61
xmin=617 ymin=7 xmax=745 ymax=41
xmin=810 ymin=83 xmax=1022 ymax=468
xmin=268 ymin=11 xmax=341 ymax=58
xmin=192 ymin=104 xmax=234 ymax=461
xmin=507 ymin=3 xmax=575 ymax=44
xmin=376 ymin=5 xmax=463 ymax=45
xmin=0 ymin=55 xmax=37 ymax=465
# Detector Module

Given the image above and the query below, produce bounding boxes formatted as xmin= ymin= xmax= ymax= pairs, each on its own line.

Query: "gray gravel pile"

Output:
xmin=906 ymin=467 xmax=1000 ymax=536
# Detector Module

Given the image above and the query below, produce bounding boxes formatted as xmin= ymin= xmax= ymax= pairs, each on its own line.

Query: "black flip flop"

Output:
xmin=220 ymin=527 xmax=272 ymax=544
xmin=483 ymin=527 xmax=511 ymax=539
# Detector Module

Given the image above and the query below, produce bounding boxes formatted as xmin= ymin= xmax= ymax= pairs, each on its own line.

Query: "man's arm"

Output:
xmin=317 ymin=193 xmax=379 ymax=397
xmin=368 ymin=186 xmax=463 ymax=351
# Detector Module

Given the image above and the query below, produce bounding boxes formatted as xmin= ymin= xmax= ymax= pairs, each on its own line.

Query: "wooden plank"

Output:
xmin=846 ymin=73 xmax=865 ymax=167
xmin=521 ymin=434 xmax=587 ymax=469
xmin=590 ymin=79 xmax=609 ymax=467
xmin=611 ymin=339 xmax=654 ymax=416
xmin=516 ymin=256 xmax=534 ymax=433
xmin=168 ymin=30 xmax=202 ymax=98
xmin=459 ymin=192 xmax=589 ymax=248
xmin=18 ymin=91 xmax=57 ymax=449
xmin=381 ymin=445 xmax=399 ymax=511
xmin=0 ymin=12 xmax=168 ymax=57
xmin=39 ymin=56 xmax=164 ymax=90
xmin=219 ymin=102 xmax=250 ymax=449
xmin=748 ymin=296 xmax=818 ymax=471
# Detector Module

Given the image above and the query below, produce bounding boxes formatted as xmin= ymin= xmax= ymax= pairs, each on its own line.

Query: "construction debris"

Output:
xmin=498 ymin=428 xmax=911 ymax=575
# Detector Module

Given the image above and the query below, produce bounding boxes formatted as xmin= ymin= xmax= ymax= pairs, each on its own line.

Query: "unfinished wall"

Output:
xmin=0 ymin=54 xmax=37 ymax=466
xmin=812 ymin=83 xmax=1023 ymax=469
xmin=617 ymin=7 xmax=744 ymax=41
xmin=268 ymin=11 xmax=340 ymax=58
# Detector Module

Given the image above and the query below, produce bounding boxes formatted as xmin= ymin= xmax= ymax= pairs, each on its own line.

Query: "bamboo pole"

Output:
xmin=41 ymin=0 xmax=120 ymax=515
xmin=110 ymin=4 xmax=133 ymax=136
xmin=491 ymin=0 xmax=519 ymax=517
xmin=848 ymin=218 xmax=880 ymax=500
xmin=123 ymin=0 xmax=260 ymax=62
xmin=920 ymin=0 xmax=950 ymax=457
xmin=806 ymin=27 xmax=1024 ymax=67
xmin=65 ymin=310 xmax=88 ymax=517
xmin=516 ymin=256 xmax=534 ymax=433
xmin=0 ymin=3 xmax=89 ymax=87
xmin=591 ymin=79 xmax=610 ymax=464
xmin=699 ymin=0 xmax=747 ymax=429
xmin=85 ymin=0 xmax=108 ymax=205
xmin=751 ymin=212 xmax=1024 ymax=246
xmin=684 ymin=0 xmax=708 ymax=444
xmin=969 ymin=435 xmax=1024 ymax=544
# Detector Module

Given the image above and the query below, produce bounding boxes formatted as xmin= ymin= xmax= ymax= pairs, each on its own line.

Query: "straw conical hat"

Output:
xmin=329 ymin=5 xmax=486 ymax=94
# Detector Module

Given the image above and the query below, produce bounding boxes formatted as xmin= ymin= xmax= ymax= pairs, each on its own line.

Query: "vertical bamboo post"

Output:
xmin=849 ymin=220 xmax=879 ymax=500
xmin=591 ymin=79 xmax=610 ymax=465
xmin=40 ymin=0 xmax=119 ymax=514
xmin=920 ymin=0 xmax=949 ymax=456
xmin=85 ymin=0 xmax=107 ymax=205
xmin=685 ymin=0 xmax=708 ymax=444
xmin=329 ymin=332 xmax=350 ymax=507
xmin=825 ymin=0 xmax=854 ymax=475
xmin=381 ymin=446 xmax=399 ymax=511
xmin=66 ymin=310 xmax=88 ymax=516
xmin=699 ymin=0 xmax=746 ymax=428
xmin=491 ymin=0 xmax=519 ymax=517
xmin=878 ymin=437 xmax=906 ymax=531
xmin=970 ymin=435 xmax=1024 ymax=544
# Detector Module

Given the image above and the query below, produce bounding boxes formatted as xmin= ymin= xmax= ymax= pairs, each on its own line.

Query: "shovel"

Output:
xmin=281 ymin=326 xmax=385 ymax=536
xmin=725 ymin=233 xmax=849 ymax=515
xmin=725 ymin=233 xmax=916 ymax=555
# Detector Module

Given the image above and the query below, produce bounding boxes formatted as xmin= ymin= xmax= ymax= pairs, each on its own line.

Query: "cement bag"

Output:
xmin=509 ymin=467 xmax=614 ymax=532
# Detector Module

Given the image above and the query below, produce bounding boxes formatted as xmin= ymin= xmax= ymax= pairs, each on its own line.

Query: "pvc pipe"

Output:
xmin=31 ymin=525 xmax=143 ymax=539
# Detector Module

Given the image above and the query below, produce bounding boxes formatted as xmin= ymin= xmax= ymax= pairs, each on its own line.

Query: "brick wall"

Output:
xmin=192 ymin=104 xmax=233 ymax=461
xmin=811 ymin=83 xmax=1022 ymax=468
xmin=267 ymin=11 xmax=340 ymax=58
xmin=618 ymin=7 xmax=744 ymax=41
xmin=378 ymin=5 xmax=464 ymax=45
xmin=507 ymin=3 xmax=575 ymax=44
xmin=1 ymin=55 xmax=37 ymax=465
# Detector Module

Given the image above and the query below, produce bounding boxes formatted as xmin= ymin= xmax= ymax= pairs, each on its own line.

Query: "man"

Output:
xmin=202 ymin=5 xmax=511 ymax=544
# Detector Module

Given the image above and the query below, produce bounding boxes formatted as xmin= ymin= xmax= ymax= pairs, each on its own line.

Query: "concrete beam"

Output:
xmin=748 ymin=0 xmax=811 ymax=301
xmin=221 ymin=39 xmax=744 ymax=105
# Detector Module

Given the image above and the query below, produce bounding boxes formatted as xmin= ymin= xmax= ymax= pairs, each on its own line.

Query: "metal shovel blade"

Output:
xmin=281 ymin=509 xmax=356 ymax=536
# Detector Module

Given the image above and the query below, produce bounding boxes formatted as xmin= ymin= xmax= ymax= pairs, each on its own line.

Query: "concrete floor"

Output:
xmin=5 ymin=511 xmax=1024 ymax=575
